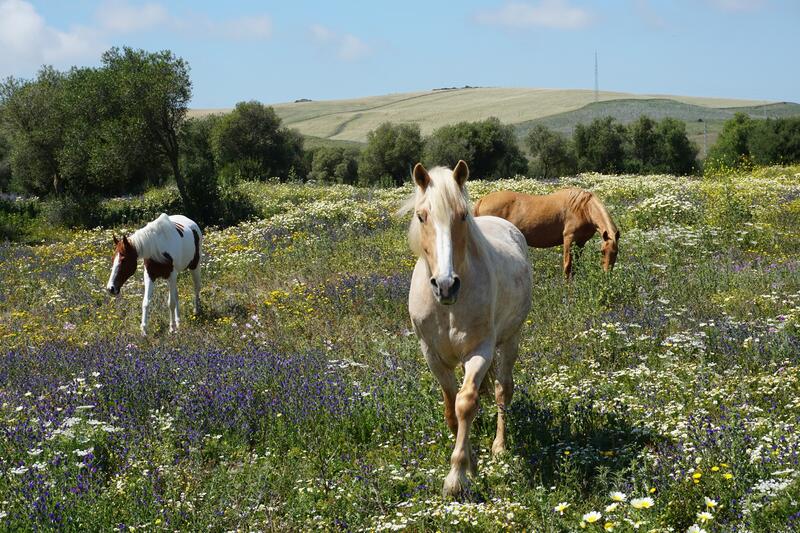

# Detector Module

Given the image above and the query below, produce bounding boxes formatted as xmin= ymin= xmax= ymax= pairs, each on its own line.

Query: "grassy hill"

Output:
xmin=516 ymin=99 xmax=800 ymax=153
xmin=188 ymin=87 xmax=799 ymax=149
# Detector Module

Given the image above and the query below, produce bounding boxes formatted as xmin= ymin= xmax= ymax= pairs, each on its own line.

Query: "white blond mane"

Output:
xmin=402 ymin=166 xmax=488 ymax=259
xmin=129 ymin=213 xmax=172 ymax=260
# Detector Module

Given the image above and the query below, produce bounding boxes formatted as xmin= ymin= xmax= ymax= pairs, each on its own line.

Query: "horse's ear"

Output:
xmin=453 ymin=160 xmax=469 ymax=187
xmin=122 ymin=235 xmax=130 ymax=247
xmin=413 ymin=163 xmax=430 ymax=190
xmin=113 ymin=235 xmax=119 ymax=246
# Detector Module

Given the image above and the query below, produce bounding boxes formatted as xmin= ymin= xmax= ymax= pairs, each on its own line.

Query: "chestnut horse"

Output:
xmin=474 ymin=189 xmax=619 ymax=277
xmin=403 ymin=161 xmax=532 ymax=499
xmin=106 ymin=213 xmax=202 ymax=335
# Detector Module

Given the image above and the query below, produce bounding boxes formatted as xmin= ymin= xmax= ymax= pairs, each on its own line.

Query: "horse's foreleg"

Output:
xmin=493 ymin=334 xmax=519 ymax=456
xmin=444 ymin=345 xmax=493 ymax=499
xmin=141 ymin=275 xmax=155 ymax=336
xmin=168 ymin=273 xmax=179 ymax=333
xmin=562 ymin=234 xmax=574 ymax=278
xmin=423 ymin=344 xmax=458 ymax=436
xmin=191 ymin=267 xmax=201 ymax=315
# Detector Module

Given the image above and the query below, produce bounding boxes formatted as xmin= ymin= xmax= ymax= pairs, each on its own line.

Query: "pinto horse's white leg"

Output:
xmin=168 ymin=272 xmax=179 ymax=333
xmin=492 ymin=334 xmax=520 ymax=456
xmin=191 ymin=266 xmax=201 ymax=315
xmin=141 ymin=274 xmax=155 ymax=336
xmin=443 ymin=343 xmax=494 ymax=499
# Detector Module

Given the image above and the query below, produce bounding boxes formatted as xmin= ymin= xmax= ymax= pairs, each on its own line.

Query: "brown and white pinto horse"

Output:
xmin=107 ymin=213 xmax=202 ymax=335
xmin=403 ymin=161 xmax=532 ymax=499
xmin=474 ymin=189 xmax=620 ymax=277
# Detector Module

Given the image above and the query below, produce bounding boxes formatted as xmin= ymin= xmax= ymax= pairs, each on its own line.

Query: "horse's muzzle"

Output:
xmin=107 ymin=286 xmax=120 ymax=296
xmin=431 ymin=275 xmax=460 ymax=305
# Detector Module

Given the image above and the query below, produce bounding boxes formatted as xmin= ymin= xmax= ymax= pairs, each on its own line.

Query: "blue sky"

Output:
xmin=1 ymin=0 xmax=798 ymax=107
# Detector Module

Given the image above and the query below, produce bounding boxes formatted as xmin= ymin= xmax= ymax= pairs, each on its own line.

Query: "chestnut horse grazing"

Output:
xmin=106 ymin=213 xmax=202 ymax=335
xmin=474 ymin=189 xmax=620 ymax=277
xmin=403 ymin=161 xmax=532 ymax=499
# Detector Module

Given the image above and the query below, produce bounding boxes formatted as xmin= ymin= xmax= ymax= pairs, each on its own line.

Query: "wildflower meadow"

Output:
xmin=2 ymin=166 xmax=800 ymax=531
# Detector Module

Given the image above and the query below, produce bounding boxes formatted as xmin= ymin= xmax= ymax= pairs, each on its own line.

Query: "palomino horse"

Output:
xmin=474 ymin=189 xmax=620 ymax=277
xmin=404 ymin=161 xmax=532 ymax=498
xmin=106 ymin=213 xmax=202 ymax=335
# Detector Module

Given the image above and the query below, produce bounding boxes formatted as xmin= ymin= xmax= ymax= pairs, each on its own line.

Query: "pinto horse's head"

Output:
xmin=409 ymin=160 xmax=472 ymax=305
xmin=107 ymin=235 xmax=138 ymax=295
xmin=601 ymin=229 xmax=620 ymax=272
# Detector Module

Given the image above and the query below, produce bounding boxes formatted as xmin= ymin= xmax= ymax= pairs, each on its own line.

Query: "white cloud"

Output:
xmin=219 ymin=15 xmax=272 ymax=40
xmin=96 ymin=0 xmax=168 ymax=33
xmin=310 ymin=24 xmax=370 ymax=61
xmin=0 ymin=1 xmax=274 ymax=77
xmin=708 ymin=0 xmax=766 ymax=11
xmin=0 ymin=0 xmax=101 ymax=73
xmin=475 ymin=0 xmax=593 ymax=30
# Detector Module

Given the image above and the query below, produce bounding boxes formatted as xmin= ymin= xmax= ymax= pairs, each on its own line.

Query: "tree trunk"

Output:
xmin=168 ymin=149 xmax=194 ymax=218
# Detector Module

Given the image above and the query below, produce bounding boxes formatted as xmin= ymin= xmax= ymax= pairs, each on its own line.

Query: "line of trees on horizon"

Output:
xmin=2 ymin=47 xmax=800 ymax=230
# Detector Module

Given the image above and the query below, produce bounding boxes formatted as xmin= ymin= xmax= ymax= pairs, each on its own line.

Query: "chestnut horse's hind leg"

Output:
xmin=444 ymin=343 xmax=494 ymax=499
xmin=492 ymin=333 xmax=519 ymax=456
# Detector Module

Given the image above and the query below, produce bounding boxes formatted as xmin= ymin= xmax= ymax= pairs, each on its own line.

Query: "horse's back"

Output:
xmin=475 ymin=191 xmax=568 ymax=247
xmin=164 ymin=214 xmax=202 ymax=271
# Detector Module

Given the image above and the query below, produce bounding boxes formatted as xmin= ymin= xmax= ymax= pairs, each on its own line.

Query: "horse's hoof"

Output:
xmin=443 ymin=469 xmax=471 ymax=500
xmin=140 ymin=328 xmax=147 ymax=337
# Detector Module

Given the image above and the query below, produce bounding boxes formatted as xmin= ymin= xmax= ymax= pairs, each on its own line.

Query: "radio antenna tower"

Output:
xmin=594 ymin=50 xmax=599 ymax=102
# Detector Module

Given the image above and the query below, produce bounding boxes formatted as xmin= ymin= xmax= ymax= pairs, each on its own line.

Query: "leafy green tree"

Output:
xmin=655 ymin=118 xmax=698 ymax=175
xmin=211 ymin=101 xmax=305 ymax=183
xmin=524 ymin=124 xmax=575 ymax=179
xmin=101 ymin=47 xmax=192 ymax=209
xmin=180 ymin=115 xmax=221 ymax=222
xmin=309 ymin=146 xmax=359 ymax=184
xmin=707 ymin=112 xmax=755 ymax=168
xmin=424 ymin=117 xmax=527 ymax=180
xmin=573 ymin=117 xmax=627 ymax=173
xmin=0 ymin=68 xmax=68 ymax=196
xmin=0 ymin=126 xmax=13 ymax=192
xmin=628 ymin=116 xmax=659 ymax=172
xmin=358 ymin=122 xmax=423 ymax=186
xmin=748 ymin=117 xmax=800 ymax=165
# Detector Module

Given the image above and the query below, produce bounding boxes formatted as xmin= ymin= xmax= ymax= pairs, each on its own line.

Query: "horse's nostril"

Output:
xmin=452 ymin=276 xmax=461 ymax=294
xmin=430 ymin=277 xmax=438 ymax=289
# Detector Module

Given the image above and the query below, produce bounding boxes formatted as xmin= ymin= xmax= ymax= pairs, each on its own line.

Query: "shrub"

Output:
xmin=573 ymin=117 xmax=628 ymax=173
xmin=211 ymin=101 xmax=306 ymax=183
xmin=524 ymin=125 xmax=576 ymax=179
xmin=424 ymin=117 xmax=528 ymax=180
xmin=308 ymin=147 xmax=360 ymax=184
xmin=358 ymin=122 xmax=423 ymax=186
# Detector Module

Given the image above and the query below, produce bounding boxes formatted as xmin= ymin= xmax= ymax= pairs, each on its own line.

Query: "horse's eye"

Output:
xmin=417 ymin=213 xmax=425 ymax=223
xmin=461 ymin=212 xmax=467 ymax=221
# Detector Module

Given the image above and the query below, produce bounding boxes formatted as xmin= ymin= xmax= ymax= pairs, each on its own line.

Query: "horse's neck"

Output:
xmin=587 ymin=198 xmax=615 ymax=234
xmin=131 ymin=230 xmax=160 ymax=260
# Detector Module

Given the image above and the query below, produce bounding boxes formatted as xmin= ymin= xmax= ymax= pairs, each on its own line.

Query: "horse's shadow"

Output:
xmin=504 ymin=391 xmax=662 ymax=492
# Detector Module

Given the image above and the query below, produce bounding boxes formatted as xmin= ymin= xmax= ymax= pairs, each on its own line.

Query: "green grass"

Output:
xmin=1 ymin=166 xmax=800 ymax=530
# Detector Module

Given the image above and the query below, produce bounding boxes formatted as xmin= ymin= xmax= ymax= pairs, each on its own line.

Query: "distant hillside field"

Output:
xmin=188 ymin=87 xmax=797 ymax=145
